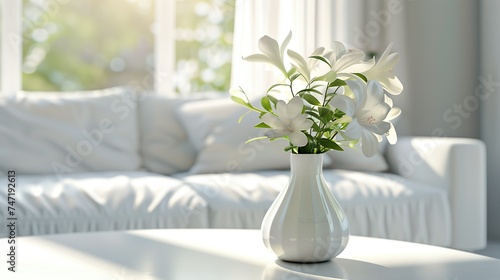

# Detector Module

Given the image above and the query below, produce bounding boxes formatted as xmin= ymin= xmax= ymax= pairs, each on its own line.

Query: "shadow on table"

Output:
xmin=262 ymin=255 xmax=500 ymax=280
xmin=261 ymin=258 xmax=387 ymax=280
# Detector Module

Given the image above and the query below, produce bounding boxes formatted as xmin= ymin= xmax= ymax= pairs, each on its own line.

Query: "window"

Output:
xmin=22 ymin=0 xmax=155 ymax=91
xmin=1 ymin=0 xmax=234 ymax=95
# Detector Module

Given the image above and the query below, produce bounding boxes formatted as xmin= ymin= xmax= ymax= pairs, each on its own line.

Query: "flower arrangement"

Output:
xmin=230 ymin=32 xmax=403 ymax=157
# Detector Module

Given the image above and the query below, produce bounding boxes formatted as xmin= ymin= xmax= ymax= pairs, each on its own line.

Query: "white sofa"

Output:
xmin=0 ymin=87 xmax=487 ymax=251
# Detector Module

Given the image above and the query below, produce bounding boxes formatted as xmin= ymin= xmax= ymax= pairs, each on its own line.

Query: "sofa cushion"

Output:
xmin=0 ymin=172 xmax=209 ymax=237
xmin=176 ymin=169 xmax=452 ymax=247
xmin=176 ymin=98 xmax=296 ymax=174
xmin=327 ymin=144 xmax=389 ymax=172
xmin=138 ymin=94 xmax=197 ymax=174
xmin=0 ymin=87 xmax=140 ymax=176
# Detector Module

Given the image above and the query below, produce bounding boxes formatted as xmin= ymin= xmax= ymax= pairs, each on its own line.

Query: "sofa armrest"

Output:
xmin=385 ymin=136 xmax=487 ymax=251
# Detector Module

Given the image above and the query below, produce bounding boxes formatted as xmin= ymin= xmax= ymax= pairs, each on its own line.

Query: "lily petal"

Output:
xmin=360 ymin=130 xmax=379 ymax=157
xmin=387 ymin=123 xmax=398 ymax=144
xmin=335 ymin=51 xmax=365 ymax=72
xmin=344 ymin=119 xmax=363 ymax=139
xmin=261 ymin=113 xmax=285 ymax=129
xmin=362 ymin=43 xmax=403 ymax=95
xmin=265 ymin=129 xmax=289 ymax=139
xmin=275 ymin=100 xmax=289 ymax=120
xmin=286 ymin=96 xmax=305 ymax=118
xmin=363 ymin=122 xmax=391 ymax=135
xmin=292 ymin=117 xmax=313 ymax=131
xmin=359 ymin=102 xmax=391 ymax=124
xmin=385 ymin=107 xmax=401 ymax=121
xmin=280 ymin=31 xmax=293 ymax=57
xmin=345 ymin=79 xmax=367 ymax=107
xmin=288 ymin=49 xmax=311 ymax=81
xmin=289 ymin=130 xmax=308 ymax=146
xmin=331 ymin=94 xmax=356 ymax=117
xmin=366 ymin=80 xmax=385 ymax=107
xmin=243 ymin=53 xmax=271 ymax=64
xmin=258 ymin=35 xmax=280 ymax=60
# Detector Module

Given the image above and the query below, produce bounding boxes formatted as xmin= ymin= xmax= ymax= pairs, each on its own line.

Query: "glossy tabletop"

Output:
xmin=1 ymin=229 xmax=499 ymax=280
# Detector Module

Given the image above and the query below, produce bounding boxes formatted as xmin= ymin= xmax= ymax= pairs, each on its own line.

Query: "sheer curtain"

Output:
xmin=230 ymin=0 xmax=337 ymax=98
xmin=0 ymin=0 xmax=22 ymax=97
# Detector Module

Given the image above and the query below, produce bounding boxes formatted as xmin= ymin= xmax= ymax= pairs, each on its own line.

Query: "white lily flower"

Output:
xmin=261 ymin=96 xmax=313 ymax=147
xmin=243 ymin=31 xmax=292 ymax=76
xmin=287 ymin=47 xmax=325 ymax=82
xmin=322 ymin=42 xmax=372 ymax=77
xmin=330 ymin=79 xmax=394 ymax=157
xmin=362 ymin=43 xmax=403 ymax=95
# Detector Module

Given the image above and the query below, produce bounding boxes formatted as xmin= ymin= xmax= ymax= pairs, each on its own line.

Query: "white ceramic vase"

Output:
xmin=261 ymin=153 xmax=350 ymax=263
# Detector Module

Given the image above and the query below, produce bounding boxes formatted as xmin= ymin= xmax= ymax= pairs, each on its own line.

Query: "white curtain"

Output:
xmin=0 ymin=0 xmax=22 ymax=97
xmin=230 ymin=0 xmax=337 ymax=97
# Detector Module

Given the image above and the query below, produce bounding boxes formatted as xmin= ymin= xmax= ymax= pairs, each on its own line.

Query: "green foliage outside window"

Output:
xmin=22 ymin=0 xmax=234 ymax=94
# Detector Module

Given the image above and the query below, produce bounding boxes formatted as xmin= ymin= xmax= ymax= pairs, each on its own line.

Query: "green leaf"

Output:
xmin=333 ymin=109 xmax=346 ymax=118
xmin=318 ymin=106 xmax=333 ymax=117
xmin=261 ymin=96 xmax=272 ymax=112
xmin=284 ymin=145 xmax=297 ymax=152
xmin=311 ymin=84 xmax=324 ymax=89
xmin=354 ymin=73 xmax=368 ymax=82
xmin=329 ymin=79 xmax=347 ymax=87
xmin=297 ymin=88 xmax=323 ymax=96
xmin=254 ymin=122 xmax=271 ymax=128
xmin=267 ymin=94 xmax=278 ymax=106
xmin=231 ymin=96 xmax=256 ymax=111
xmin=348 ymin=139 xmax=359 ymax=148
xmin=311 ymin=122 xmax=322 ymax=132
xmin=319 ymin=138 xmax=344 ymax=151
xmin=302 ymin=94 xmax=322 ymax=106
xmin=316 ymin=71 xmax=337 ymax=82
xmin=267 ymin=83 xmax=289 ymax=93
xmin=309 ymin=55 xmax=332 ymax=68
xmin=231 ymin=95 xmax=249 ymax=106
xmin=289 ymin=73 xmax=302 ymax=82
xmin=332 ymin=114 xmax=351 ymax=124
xmin=237 ymin=110 xmax=252 ymax=123
xmin=245 ymin=136 xmax=268 ymax=144
xmin=305 ymin=110 xmax=322 ymax=121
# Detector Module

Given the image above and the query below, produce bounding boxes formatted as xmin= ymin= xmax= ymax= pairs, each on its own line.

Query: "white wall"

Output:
xmin=480 ymin=0 xmax=500 ymax=240
xmin=403 ymin=0 xmax=480 ymax=138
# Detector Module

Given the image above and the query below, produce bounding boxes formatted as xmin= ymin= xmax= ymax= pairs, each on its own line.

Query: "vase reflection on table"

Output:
xmin=261 ymin=153 xmax=350 ymax=263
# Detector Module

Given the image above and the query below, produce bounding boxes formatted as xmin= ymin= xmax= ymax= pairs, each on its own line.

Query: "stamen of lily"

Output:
xmin=367 ymin=116 xmax=376 ymax=124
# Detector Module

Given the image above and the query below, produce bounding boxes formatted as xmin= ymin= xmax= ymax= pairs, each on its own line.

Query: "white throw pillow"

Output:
xmin=0 ymin=87 xmax=140 ymax=176
xmin=138 ymin=94 xmax=198 ymax=174
xmin=177 ymin=98 xmax=297 ymax=174
xmin=327 ymin=144 xmax=389 ymax=172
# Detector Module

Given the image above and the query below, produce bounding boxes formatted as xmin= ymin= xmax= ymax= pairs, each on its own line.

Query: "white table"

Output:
xmin=1 ymin=229 xmax=499 ymax=280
